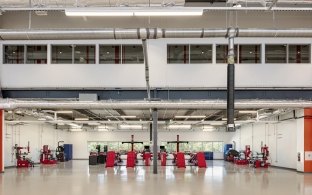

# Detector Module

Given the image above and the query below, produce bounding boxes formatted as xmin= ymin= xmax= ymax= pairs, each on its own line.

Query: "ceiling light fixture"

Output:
xmin=120 ymin=124 xmax=143 ymax=129
xmin=134 ymin=10 xmax=203 ymax=16
xmin=75 ymin=117 xmax=89 ymax=121
xmin=65 ymin=8 xmax=203 ymax=17
xmin=70 ymin=128 xmax=83 ymax=132
xmin=88 ymin=122 xmax=101 ymax=126
xmin=56 ymin=111 xmax=73 ymax=114
xmin=97 ymin=126 xmax=109 ymax=132
xmin=222 ymin=118 xmax=237 ymax=121
xmin=239 ymin=110 xmax=257 ymax=114
xmin=175 ymin=115 xmax=206 ymax=119
xmin=168 ymin=125 xmax=191 ymax=129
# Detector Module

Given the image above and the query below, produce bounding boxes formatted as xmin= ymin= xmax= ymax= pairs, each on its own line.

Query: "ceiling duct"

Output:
xmin=1 ymin=99 xmax=312 ymax=110
xmin=0 ymin=28 xmax=312 ymax=40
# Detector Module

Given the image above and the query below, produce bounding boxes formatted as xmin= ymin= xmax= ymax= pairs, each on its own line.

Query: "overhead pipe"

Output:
xmin=1 ymin=28 xmax=312 ymax=40
xmin=1 ymin=99 xmax=312 ymax=110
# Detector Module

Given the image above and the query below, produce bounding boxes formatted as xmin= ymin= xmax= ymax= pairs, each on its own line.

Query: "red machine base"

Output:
xmin=40 ymin=159 xmax=57 ymax=165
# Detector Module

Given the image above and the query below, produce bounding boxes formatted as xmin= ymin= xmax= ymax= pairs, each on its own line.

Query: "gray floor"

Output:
xmin=1 ymin=160 xmax=312 ymax=195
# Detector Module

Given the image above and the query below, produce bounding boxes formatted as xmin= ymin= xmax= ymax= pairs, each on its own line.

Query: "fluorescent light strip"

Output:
xmin=134 ymin=11 xmax=203 ymax=16
xmin=75 ymin=118 xmax=89 ymax=121
xmin=239 ymin=110 xmax=257 ymax=114
xmin=168 ymin=125 xmax=191 ymax=129
xmin=66 ymin=11 xmax=134 ymax=16
xmin=120 ymin=124 xmax=143 ymax=129
xmin=175 ymin=115 xmax=206 ymax=119
xmin=70 ymin=129 xmax=83 ymax=132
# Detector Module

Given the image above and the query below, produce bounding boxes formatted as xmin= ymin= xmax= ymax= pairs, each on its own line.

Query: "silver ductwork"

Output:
xmin=0 ymin=28 xmax=312 ymax=40
xmin=1 ymin=99 xmax=312 ymax=110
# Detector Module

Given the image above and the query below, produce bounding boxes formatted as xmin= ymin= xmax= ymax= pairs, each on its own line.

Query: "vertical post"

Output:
xmin=131 ymin=135 xmax=134 ymax=152
xmin=177 ymin=135 xmax=180 ymax=153
xmin=0 ymin=110 xmax=4 ymax=173
xmin=152 ymin=108 xmax=158 ymax=174
xmin=227 ymin=28 xmax=236 ymax=132
xmin=149 ymin=123 xmax=152 ymax=142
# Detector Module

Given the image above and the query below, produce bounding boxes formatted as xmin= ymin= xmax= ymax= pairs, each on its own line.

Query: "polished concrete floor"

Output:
xmin=1 ymin=160 xmax=312 ymax=195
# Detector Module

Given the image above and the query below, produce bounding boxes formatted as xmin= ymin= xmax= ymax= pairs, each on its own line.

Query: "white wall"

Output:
xmin=231 ymin=111 xmax=302 ymax=169
xmin=1 ymin=38 xmax=311 ymax=89
xmin=4 ymin=122 xmax=68 ymax=167
xmin=69 ymin=131 xmax=234 ymax=160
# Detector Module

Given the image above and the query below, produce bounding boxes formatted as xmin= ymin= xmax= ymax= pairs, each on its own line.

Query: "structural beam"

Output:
xmin=152 ymin=108 xmax=158 ymax=174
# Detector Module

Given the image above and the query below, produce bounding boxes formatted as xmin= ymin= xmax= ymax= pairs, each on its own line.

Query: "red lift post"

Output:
xmin=122 ymin=135 xmax=144 ymax=167
xmin=167 ymin=135 xmax=189 ymax=168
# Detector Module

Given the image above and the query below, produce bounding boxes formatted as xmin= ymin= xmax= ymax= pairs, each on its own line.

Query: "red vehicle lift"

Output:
xmin=234 ymin=145 xmax=251 ymax=165
xmin=40 ymin=145 xmax=57 ymax=165
xmin=14 ymin=142 xmax=34 ymax=168
xmin=122 ymin=135 xmax=143 ymax=167
xmin=167 ymin=135 xmax=189 ymax=166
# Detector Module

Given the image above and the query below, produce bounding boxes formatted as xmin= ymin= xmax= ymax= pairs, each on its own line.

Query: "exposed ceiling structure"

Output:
xmin=4 ymin=105 xmax=293 ymax=132
xmin=0 ymin=0 xmax=311 ymax=9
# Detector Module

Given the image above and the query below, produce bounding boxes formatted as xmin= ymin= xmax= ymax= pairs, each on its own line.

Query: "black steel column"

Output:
xmin=152 ymin=108 xmax=158 ymax=174
xmin=227 ymin=29 xmax=236 ymax=132
xmin=149 ymin=123 xmax=152 ymax=142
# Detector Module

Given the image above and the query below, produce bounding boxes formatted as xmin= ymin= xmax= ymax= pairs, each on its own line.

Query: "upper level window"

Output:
xmin=26 ymin=45 xmax=47 ymax=64
xmin=52 ymin=45 xmax=73 ymax=64
xmin=122 ymin=45 xmax=144 ymax=64
xmin=216 ymin=44 xmax=238 ymax=63
xmin=74 ymin=45 xmax=95 ymax=64
xmin=167 ymin=45 xmax=189 ymax=64
xmin=288 ymin=44 xmax=310 ymax=63
xmin=3 ymin=45 xmax=24 ymax=64
xmin=265 ymin=44 xmax=287 ymax=63
xmin=100 ymin=45 xmax=121 ymax=64
xmin=52 ymin=45 xmax=95 ymax=64
xmin=239 ymin=45 xmax=261 ymax=64
xmin=190 ymin=45 xmax=212 ymax=63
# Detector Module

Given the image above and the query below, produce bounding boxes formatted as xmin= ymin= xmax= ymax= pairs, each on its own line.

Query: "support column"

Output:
xmin=152 ymin=108 xmax=158 ymax=174
xmin=227 ymin=28 xmax=236 ymax=132
xmin=0 ymin=110 xmax=4 ymax=173
xmin=149 ymin=123 xmax=152 ymax=142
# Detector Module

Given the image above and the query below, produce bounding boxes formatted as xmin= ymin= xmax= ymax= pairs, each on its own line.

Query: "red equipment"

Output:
xmin=196 ymin=152 xmax=207 ymax=168
xmin=40 ymin=145 xmax=57 ymax=165
xmin=143 ymin=152 xmax=152 ymax=166
xmin=167 ymin=135 xmax=189 ymax=164
xmin=14 ymin=142 xmax=34 ymax=168
xmin=105 ymin=151 xmax=116 ymax=168
xmin=253 ymin=145 xmax=270 ymax=168
xmin=234 ymin=145 xmax=251 ymax=165
xmin=176 ymin=152 xmax=186 ymax=168
xmin=126 ymin=151 xmax=136 ymax=168
xmin=160 ymin=152 xmax=167 ymax=166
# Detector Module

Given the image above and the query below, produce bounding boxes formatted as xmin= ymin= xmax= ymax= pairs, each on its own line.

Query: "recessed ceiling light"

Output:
xmin=168 ymin=125 xmax=191 ymax=129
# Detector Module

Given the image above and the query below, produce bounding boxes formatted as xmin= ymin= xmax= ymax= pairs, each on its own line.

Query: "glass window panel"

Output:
xmin=216 ymin=44 xmax=238 ymax=63
xmin=212 ymin=142 xmax=224 ymax=152
xmin=167 ymin=45 xmax=189 ymax=64
xmin=88 ymin=142 xmax=98 ymax=153
xmin=190 ymin=45 xmax=212 ymax=63
xmin=122 ymin=45 xmax=144 ymax=64
xmin=180 ymin=143 xmax=191 ymax=152
xmin=133 ymin=143 xmax=144 ymax=152
xmin=288 ymin=45 xmax=310 ymax=63
xmin=239 ymin=45 xmax=261 ymax=64
xmin=119 ymin=143 xmax=130 ymax=152
xmin=4 ymin=45 xmax=24 ymax=64
xmin=265 ymin=44 xmax=287 ymax=63
xmin=99 ymin=45 xmax=121 ymax=64
xmin=26 ymin=45 xmax=47 ymax=64
xmin=74 ymin=45 xmax=95 ymax=64
xmin=192 ymin=142 xmax=203 ymax=152
xmin=108 ymin=142 xmax=119 ymax=152
xmin=52 ymin=45 xmax=73 ymax=64
xmin=203 ymin=142 xmax=213 ymax=152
